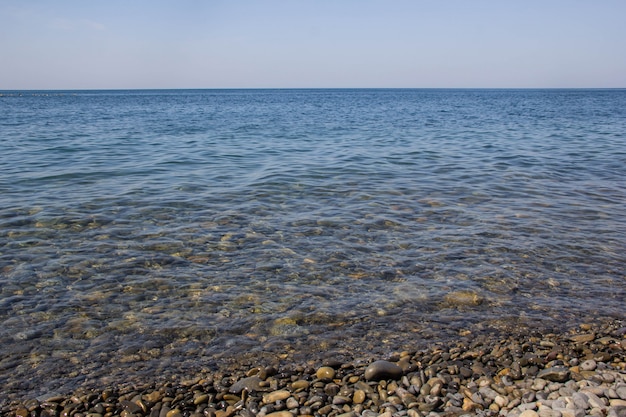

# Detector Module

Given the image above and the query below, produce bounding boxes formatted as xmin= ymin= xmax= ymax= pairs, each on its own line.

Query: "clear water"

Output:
xmin=1 ymin=89 xmax=625 ymax=399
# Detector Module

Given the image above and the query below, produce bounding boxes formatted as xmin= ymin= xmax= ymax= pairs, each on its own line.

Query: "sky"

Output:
xmin=1 ymin=0 xmax=625 ymax=89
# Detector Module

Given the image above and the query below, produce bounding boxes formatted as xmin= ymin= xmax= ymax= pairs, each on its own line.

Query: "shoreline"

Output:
xmin=3 ymin=320 xmax=625 ymax=417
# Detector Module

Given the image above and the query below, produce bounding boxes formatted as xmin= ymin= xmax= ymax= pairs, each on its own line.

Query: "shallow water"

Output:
xmin=1 ymin=89 xmax=625 ymax=399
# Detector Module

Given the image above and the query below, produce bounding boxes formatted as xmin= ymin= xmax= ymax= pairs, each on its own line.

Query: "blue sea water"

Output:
xmin=1 ymin=89 xmax=625 ymax=399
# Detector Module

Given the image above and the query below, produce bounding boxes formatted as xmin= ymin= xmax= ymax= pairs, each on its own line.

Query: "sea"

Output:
xmin=1 ymin=88 xmax=625 ymax=401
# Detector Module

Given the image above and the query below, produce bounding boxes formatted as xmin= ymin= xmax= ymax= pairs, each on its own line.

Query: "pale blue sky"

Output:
xmin=1 ymin=0 xmax=625 ymax=89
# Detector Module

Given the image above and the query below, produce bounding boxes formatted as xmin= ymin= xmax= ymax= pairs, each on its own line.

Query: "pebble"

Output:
xmin=538 ymin=367 xmax=571 ymax=382
xmin=353 ymin=389 xmax=366 ymax=404
xmin=263 ymin=390 xmax=291 ymax=403
xmin=3 ymin=321 xmax=625 ymax=417
xmin=364 ymin=360 xmax=403 ymax=381
xmin=570 ymin=333 xmax=596 ymax=343
xmin=291 ymin=380 xmax=309 ymax=390
xmin=316 ymin=366 xmax=336 ymax=381
xmin=581 ymin=359 xmax=598 ymax=371
xmin=229 ymin=376 xmax=264 ymax=394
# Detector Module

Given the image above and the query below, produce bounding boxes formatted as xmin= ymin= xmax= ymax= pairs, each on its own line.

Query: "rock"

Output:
xmin=364 ymin=360 xmax=403 ymax=381
xmin=285 ymin=397 xmax=299 ymax=409
xmin=291 ymin=380 xmax=309 ymax=390
xmin=570 ymin=333 xmax=596 ymax=343
xmin=462 ymin=397 xmax=482 ymax=412
xmin=531 ymin=378 xmax=548 ymax=390
xmin=332 ymin=395 xmax=351 ymax=405
xmin=495 ymin=395 xmax=509 ymax=408
xmin=121 ymin=400 xmax=143 ymax=414
xmin=194 ymin=393 xmax=210 ymax=405
xmin=14 ymin=408 xmax=29 ymax=417
xmin=571 ymin=392 xmax=589 ymax=409
xmin=417 ymin=395 xmax=442 ymax=412
xmin=444 ymin=290 xmax=483 ymax=307
xmin=537 ymin=367 xmax=570 ymax=382
xmin=353 ymin=389 xmax=366 ymax=404
xmin=144 ymin=391 xmax=163 ymax=402
xmin=580 ymin=359 xmax=597 ymax=371
xmin=608 ymin=407 xmax=626 ymax=417
xmin=263 ymin=390 xmax=291 ymax=403
xmin=316 ymin=366 xmax=336 ymax=381
xmin=229 ymin=376 xmax=264 ymax=394
xmin=519 ymin=410 xmax=539 ymax=417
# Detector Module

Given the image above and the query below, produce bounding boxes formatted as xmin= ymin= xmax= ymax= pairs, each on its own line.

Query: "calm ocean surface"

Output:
xmin=1 ymin=89 xmax=625 ymax=399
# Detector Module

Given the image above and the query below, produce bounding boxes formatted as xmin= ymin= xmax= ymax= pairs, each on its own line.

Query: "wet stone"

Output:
xmin=570 ymin=333 xmax=596 ymax=343
xmin=263 ymin=390 xmax=291 ymax=404
xmin=364 ymin=360 xmax=403 ymax=381
xmin=353 ymin=389 xmax=366 ymax=404
xmin=537 ymin=366 xmax=571 ymax=382
xmin=316 ymin=366 xmax=336 ymax=381
xmin=291 ymin=380 xmax=309 ymax=391
xmin=229 ymin=376 xmax=264 ymax=394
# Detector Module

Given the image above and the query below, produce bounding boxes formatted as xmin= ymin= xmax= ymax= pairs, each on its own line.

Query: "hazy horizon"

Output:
xmin=2 ymin=87 xmax=626 ymax=92
xmin=2 ymin=0 xmax=625 ymax=90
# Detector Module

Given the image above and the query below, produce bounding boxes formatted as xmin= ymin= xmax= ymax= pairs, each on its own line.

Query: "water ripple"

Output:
xmin=1 ymin=88 xmax=625 ymax=398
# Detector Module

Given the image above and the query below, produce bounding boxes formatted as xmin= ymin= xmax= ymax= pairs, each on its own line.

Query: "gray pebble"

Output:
xmin=364 ymin=360 xmax=403 ymax=381
xmin=229 ymin=376 xmax=264 ymax=394
xmin=581 ymin=359 xmax=598 ymax=371
xmin=538 ymin=367 xmax=571 ymax=383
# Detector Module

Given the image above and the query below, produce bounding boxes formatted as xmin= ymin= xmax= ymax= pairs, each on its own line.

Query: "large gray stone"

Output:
xmin=364 ymin=360 xmax=403 ymax=381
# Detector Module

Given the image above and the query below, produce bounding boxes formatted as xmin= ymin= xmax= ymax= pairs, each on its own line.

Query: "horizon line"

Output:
xmin=2 ymin=86 xmax=625 ymax=92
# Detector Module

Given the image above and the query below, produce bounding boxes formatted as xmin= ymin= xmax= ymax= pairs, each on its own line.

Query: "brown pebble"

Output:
xmin=462 ymin=397 xmax=482 ymax=412
xmin=291 ymin=380 xmax=310 ymax=390
xmin=316 ymin=366 xmax=336 ymax=381
xmin=14 ymin=408 xmax=29 ymax=417
xmin=570 ymin=333 xmax=596 ymax=343
xmin=194 ymin=393 xmax=209 ymax=405
xmin=353 ymin=389 xmax=366 ymax=404
xmin=263 ymin=389 xmax=291 ymax=403
xmin=217 ymin=405 xmax=238 ymax=417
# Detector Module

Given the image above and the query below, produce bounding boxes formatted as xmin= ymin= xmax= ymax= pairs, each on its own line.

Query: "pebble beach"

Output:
xmin=3 ymin=320 xmax=624 ymax=417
